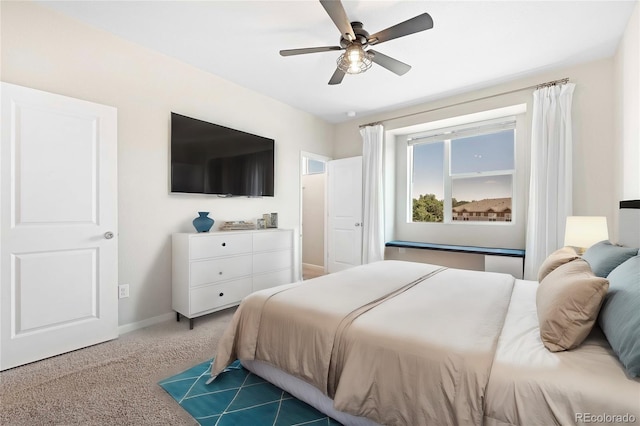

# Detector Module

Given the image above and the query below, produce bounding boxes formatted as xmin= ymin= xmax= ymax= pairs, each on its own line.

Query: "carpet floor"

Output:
xmin=0 ymin=308 xmax=235 ymax=425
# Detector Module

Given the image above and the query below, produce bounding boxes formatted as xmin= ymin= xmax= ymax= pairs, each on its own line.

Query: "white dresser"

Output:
xmin=172 ymin=229 xmax=293 ymax=329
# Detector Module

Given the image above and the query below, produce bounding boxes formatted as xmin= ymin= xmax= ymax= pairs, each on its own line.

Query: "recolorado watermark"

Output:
xmin=575 ymin=413 xmax=637 ymax=424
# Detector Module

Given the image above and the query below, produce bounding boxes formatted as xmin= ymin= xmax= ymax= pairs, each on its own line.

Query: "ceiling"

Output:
xmin=37 ymin=1 xmax=637 ymax=123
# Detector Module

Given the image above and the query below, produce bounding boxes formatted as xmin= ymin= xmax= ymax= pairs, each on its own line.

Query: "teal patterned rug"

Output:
xmin=159 ymin=359 xmax=342 ymax=425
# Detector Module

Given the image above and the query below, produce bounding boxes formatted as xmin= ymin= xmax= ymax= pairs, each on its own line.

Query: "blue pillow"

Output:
xmin=598 ymin=256 xmax=640 ymax=377
xmin=582 ymin=240 xmax=638 ymax=278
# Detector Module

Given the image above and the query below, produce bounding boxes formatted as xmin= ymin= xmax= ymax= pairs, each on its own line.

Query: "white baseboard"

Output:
xmin=302 ymin=263 xmax=325 ymax=274
xmin=118 ymin=312 xmax=174 ymax=336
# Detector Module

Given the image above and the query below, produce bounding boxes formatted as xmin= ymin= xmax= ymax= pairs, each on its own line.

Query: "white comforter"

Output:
xmin=484 ymin=280 xmax=640 ymax=426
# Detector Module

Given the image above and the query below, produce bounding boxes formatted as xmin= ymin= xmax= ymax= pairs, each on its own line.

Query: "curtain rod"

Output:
xmin=359 ymin=77 xmax=569 ymax=128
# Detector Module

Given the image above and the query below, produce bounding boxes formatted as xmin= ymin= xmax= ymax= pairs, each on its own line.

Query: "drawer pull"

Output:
xmin=221 ymin=242 xmax=226 ymax=247
xmin=219 ymin=292 xmax=224 ymax=297
xmin=218 ymin=271 xmax=223 ymax=275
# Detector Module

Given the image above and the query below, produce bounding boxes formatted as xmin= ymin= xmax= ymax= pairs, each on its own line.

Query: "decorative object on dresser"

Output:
xmin=261 ymin=212 xmax=278 ymax=228
xmin=192 ymin=211 xmax=214 ymax=233
xmin=172 ymin=229 xmax=293 ymax=329
xmin=219 ymin=221 xmax=256 ymax=231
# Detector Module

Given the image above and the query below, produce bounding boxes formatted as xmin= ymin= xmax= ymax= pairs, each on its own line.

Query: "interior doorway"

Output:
xmin=326 ymin=156 xmax=364 ymax=273
xmin=300 ymin=152 xmax=331 ymax=280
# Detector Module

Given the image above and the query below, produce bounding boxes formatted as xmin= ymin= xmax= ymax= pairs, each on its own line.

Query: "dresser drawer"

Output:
xmin=253 ymin=269 xmax=293 ymax=292
xmin=253 ymin=230 xmax=292 ymax=252
xmin=190 ymin=254 xmax=252 ymax=287
xmin=253 ymin=249 xmax=292 ymax=274
xmin=190 ymin=278 xmax=252 ymax=315
xmin=190 ymin=233 xmax=252 ymax=259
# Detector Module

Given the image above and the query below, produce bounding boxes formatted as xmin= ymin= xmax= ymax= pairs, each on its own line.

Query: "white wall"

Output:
xmin=614 ymin=1 xmax=640 ymax=208
xmin=335 ymin=58 xmax=620 ymax=258
xmin=0 ymin=2 xmax=334 ymax=326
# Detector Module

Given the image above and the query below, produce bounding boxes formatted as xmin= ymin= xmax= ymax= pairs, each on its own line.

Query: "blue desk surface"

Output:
xmin=385 ymin=240 xmax=525 ymax=258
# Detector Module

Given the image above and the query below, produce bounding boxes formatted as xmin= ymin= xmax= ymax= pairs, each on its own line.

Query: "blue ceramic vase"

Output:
xmin=193 ymin=212 xmax=214 ymax=233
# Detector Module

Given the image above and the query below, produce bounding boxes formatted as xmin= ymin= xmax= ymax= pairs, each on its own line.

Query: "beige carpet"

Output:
xmin=0 ymin=308 xmax=235 ymax=425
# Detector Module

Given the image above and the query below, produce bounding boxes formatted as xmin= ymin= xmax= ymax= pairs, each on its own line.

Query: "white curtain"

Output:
xmin=361 ymin=124 xmax=385 ymax=264
xmin=524 ymin=83 xmax=575 ymax=280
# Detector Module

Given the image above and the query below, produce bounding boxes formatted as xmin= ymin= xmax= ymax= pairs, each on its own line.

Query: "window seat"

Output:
xmin=385 ymin=241 xmax=525 ymax=278
xmin=385 ymin=241 xmax=525 ymax=258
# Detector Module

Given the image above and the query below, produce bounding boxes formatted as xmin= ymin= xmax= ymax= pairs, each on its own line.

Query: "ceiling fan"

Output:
xmin=279 ymin=0 xmax=434 ymax=85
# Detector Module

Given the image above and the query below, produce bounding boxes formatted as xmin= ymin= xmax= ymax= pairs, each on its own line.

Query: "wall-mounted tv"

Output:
xmin=170 ymin=112 xmax=275 ymax=196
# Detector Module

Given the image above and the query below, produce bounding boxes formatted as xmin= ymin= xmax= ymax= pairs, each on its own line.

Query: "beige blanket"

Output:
xmin=210 ymin=260 xmax=515 ymax=425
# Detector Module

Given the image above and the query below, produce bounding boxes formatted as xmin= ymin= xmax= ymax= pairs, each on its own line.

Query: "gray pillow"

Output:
xmin=582 ymin=240 xmax=638 ymax=278
xmin=598 ymin=256 xmax=640 ymax=377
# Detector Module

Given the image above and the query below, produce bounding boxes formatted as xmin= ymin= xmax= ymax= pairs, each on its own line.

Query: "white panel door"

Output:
xmin=1 ymin=83 xmax=118 ymax=371
xmin=327 ymin=156 xmax=363 ymax=273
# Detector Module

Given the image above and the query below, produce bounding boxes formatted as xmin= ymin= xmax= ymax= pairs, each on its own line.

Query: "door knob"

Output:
xmin=355 ymin=223 xmax=361 ymax=227
xmin=104 ymin=231 xmax=114 ymax=239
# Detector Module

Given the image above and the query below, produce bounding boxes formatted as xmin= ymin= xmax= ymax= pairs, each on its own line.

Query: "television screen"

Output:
xmin=170 ymin=113 xmax=275 ymax=196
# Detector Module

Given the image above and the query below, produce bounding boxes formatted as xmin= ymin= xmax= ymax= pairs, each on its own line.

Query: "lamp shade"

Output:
xmin=564 ymin=216 xmax=609 ymax=249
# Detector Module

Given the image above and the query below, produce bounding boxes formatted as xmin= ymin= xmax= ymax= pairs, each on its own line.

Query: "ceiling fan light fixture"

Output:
xmin=337 ymin=43 xmax=372 ymax=74
xmin=281 ymin=1 xmax=434 ymax=84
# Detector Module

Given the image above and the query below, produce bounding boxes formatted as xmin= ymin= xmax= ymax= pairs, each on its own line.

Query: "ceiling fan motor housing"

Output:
xmin=339 ymin=22 xmax=370 ymax=48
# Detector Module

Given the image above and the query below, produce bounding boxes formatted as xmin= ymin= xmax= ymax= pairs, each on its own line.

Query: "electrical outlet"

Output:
xmin=118 ymin=284 xmax=129 ymax=299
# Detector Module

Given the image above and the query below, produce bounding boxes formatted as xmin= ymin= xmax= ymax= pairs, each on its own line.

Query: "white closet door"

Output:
xmin=327 ymin=156 xmax=363 ymax=273
xmin=1 ymin=83 xmax=118 ymax=371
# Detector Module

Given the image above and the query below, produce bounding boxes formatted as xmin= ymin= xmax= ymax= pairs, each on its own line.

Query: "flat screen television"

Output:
xmin=170 ymin=112 xmax=275 ymax=196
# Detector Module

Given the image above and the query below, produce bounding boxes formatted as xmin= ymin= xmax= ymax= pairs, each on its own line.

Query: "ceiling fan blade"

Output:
xmin=368 ymin=13 xmax=434 ymax=45
xmin=328 ymin=68 xmax=346 ymax=85
xmin=280 ymin=46 xmax=343 ymax=56
xmin=320 ymin=0 xmax=356 ymax=42
xmin=369 ymin=50 xmax=411 ymax=76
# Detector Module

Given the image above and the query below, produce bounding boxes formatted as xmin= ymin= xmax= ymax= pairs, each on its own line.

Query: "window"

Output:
xmin=302 ymin=158 xmax=326 ymax=175
xmin=409 ymin=118 xmax=516 ymax=224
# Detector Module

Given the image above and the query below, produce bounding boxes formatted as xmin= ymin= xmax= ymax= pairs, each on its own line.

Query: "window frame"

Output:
xmin=407 ymin=117 xmax=517 ymax=225
xmin=302 ymin=157 xmax=327 ymax=175
xmin=391 ymin=104 xmax=528 ymax=249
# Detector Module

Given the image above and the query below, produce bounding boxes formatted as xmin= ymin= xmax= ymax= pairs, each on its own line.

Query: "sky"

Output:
xmin=411 ymin=130 xmax=514 ymax=201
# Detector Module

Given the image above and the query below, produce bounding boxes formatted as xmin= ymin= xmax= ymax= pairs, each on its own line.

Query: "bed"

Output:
xmin=209 ymin=203 xmax=640 ymax=425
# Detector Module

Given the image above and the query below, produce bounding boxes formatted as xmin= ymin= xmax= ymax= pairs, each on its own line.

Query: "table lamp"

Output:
xmin=564 ymin=216 xmax=609 ymax=254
